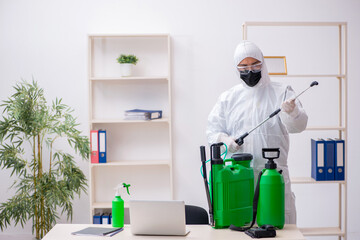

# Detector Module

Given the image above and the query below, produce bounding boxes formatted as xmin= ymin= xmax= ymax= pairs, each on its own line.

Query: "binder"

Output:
xmin=325 ymin=139 xmax=335 ymax=181
xmin=102 ymin=212 xmax=111 ymax=225
xmin=90 ymin=130 xmax=99 ymax=163
xmin=124 ymin=109 xmax=162 ymax=120
xmin=98 ymin=130 xmax=107 ymax=163
xmin=333 ymin=138 xmax=345 ymax=181
xmin=311 ymin=138 xmax=326 ymax=181
xmin=93 ymin=213 xmax=102 ymax=224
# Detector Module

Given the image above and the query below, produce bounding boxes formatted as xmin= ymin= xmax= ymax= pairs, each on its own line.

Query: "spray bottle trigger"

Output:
xmin=123 ymin=183 xmax=131 ymax=195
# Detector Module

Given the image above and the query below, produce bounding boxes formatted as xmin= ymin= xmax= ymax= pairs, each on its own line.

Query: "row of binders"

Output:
xmin=311 ymin=138 xmax=345 ymax=181
xmin=90 ymin=130 xmax=107 ymax=163
xmin=124 ymin=109 xmax=162 ymax=121
xmin=93 ymin=212 xmax=112 ymax=225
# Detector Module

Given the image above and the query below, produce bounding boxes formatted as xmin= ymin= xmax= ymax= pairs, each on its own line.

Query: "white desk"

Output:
xmin=43 ymin=224 xmax=305 ymax=240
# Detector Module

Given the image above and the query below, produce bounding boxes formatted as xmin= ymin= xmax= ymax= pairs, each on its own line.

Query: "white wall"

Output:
xmin=0 ymin=0 xmax=359 ymax=239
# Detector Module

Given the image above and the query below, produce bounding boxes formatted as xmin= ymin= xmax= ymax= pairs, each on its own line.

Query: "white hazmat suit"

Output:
xmin=206 ymin=41 xmax=308 ymax=224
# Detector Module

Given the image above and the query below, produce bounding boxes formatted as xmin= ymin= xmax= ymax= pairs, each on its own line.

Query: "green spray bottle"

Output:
xmin=257 ymin=148 xmax=285 ymax=229
xmin=112 ymin=183 xmax=131 ymax=228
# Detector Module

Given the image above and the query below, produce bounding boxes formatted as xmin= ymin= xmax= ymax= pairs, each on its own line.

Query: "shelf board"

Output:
xmin=299 ymin=227 xmax=345 ymax=236
xmin=90 ymin=76 xmax=169 ymax=82
xmin=243 ymin=22 xmax=347 ymax=27
xmin=291 ymin=177 xmax=345 ymax=184
xmin=91 ymin=160 xmax=170 ymax=167
xmin=89 ymin=33 xmax=169 ymax=38
xmin=92 ymin=202 xmax=129 ymax=209
xmin=270 ymin=74 xmax=345 ymax=78
xmin=91 ymin=118 xmax=170 ymax=124
xmin=306 ymin=126 xmax=345 ymax=131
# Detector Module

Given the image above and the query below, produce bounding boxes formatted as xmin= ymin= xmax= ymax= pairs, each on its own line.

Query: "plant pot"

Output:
xmin=119 ymin=63 xmax=134 ymax=77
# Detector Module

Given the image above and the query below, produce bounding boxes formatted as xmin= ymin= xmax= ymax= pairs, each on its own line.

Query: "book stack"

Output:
xmin=124 ymin=109 xmax=162 ymax=121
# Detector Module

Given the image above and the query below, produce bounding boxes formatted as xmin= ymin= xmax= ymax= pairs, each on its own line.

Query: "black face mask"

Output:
xmin=240 ymin=71 xmax=262 ymax=87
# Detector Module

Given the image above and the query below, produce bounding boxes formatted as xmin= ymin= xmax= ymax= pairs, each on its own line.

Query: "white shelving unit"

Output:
xmin=242 ymin=22 xmax=347 ymax=239
xmin=88 ymin=34 xmax=173 ymax=221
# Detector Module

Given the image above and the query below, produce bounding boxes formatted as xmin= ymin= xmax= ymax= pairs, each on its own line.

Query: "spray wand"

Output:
xmin=235 ymin=81 xmax=319 ymax=146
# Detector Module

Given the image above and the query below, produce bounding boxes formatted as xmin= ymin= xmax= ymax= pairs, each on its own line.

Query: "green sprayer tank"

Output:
xmin=257 ymin=148 xmax=285 ymax=229
xmin=200 ymin=143 xmax=254 ymax=229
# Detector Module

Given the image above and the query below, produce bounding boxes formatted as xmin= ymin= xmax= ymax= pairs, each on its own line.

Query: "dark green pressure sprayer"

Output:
xmin=200 ymin=143 xmax=254 ymax=228
xmin=257 ymin=148 xmax=285 ymax=229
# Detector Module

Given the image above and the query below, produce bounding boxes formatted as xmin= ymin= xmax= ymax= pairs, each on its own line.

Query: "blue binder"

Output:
xmin=325 ymin=139 xmax=335 ymax=181
xmin=98 ymin=130 xmax=107 ymax=163
xmin=311 ymin=138 xmax=326 ymax=181
xmin=102 ymin=213 xmax=111 ymax=225
xmin=333 ymin=138 xmax=345 ymax=181
xmin=93 ymin=213 xmax=102 ymax=224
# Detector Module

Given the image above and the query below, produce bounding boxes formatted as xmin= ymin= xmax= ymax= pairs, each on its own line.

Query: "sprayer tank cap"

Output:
xmin=231 ymin=153 xmax=253 ymax=161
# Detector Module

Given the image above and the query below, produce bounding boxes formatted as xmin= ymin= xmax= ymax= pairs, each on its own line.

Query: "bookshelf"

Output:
xmin=88 ymin=34 xmax=173 ymax=222
xmin=242 ymin=22 xmax=347 ymax=239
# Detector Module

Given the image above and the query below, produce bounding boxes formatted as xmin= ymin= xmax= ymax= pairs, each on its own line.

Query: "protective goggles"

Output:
xmin=237 ymin=62 xmax=262 ymax=73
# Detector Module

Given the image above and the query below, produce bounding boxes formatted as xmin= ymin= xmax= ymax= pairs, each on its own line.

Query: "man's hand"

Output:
xmin=282 ymin=99 xmax=299 ymax=117
xmin=218 ymin=133 xmax=240 ymax=153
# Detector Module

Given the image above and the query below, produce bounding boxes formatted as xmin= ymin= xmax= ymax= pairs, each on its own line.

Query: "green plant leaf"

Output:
xmin=116 ymin=54 xmax=139 ymax=65
xmin=0 ymin=80 xmax=89 ymax=238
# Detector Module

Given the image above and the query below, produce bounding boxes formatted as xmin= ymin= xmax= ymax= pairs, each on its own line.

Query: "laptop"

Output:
xmin=129 ymin=200 xmax=190 ymax=236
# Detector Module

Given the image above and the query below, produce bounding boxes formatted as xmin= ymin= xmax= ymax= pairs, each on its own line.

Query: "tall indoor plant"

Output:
xmin=0 ymin=80 xmax=90 ymax=239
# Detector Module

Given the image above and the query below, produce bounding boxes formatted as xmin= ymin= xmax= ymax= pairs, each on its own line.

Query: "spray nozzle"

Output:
xmin=310 ymin=81 xmax=319 ymax=87
xmin=262 ymin=148 xmax=280 ymax=169
xmin=123 ymin=183 xmax=131 ymax=195
xmin=114 ymin=182 xmax=131 ymax=196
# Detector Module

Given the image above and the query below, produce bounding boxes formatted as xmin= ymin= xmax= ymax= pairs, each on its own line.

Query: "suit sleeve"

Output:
xmin=206 ymin=94 xmax=228 ymax=144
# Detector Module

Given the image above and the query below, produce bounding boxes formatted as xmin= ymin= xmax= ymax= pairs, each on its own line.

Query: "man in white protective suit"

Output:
xmin=206 ymin=41 xmax=308 ymax=224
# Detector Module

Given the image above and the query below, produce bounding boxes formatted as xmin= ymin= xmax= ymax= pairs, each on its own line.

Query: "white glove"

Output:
xmin=282 ymin=99 xmax=299 ymax=118
xmin=218 ymin=133 xmax=240 ymax=153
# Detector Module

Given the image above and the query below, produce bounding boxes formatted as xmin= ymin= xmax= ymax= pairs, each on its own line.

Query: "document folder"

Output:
xmin=98 ymin=130 xmax=107 ymax=163
xmin=325 ymin=139 xmax=335 ymax=181
xmin=90 ymin=130 xmax=99 ymax=163
xmin=333 ymin=138 xmax=345 ymax=181
xmin=311 ymin=138 xmax=326 ymax=181
xmin=102 ymin=212 xmax=111 ymax=225
xmin=93 ymin=213 xmax=102 ymax=224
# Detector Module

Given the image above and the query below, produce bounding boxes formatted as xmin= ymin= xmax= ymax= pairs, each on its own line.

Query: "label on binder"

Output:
xmin=336 ymin=142 xmax=344 ymax=167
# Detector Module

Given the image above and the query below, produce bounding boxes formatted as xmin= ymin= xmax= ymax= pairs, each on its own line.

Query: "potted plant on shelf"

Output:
xmin=0 ymin=80 xmax=90 ymax=239
xmin=116 ymin=54 xmax=139 ymax=77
